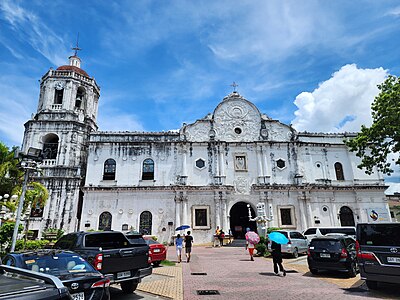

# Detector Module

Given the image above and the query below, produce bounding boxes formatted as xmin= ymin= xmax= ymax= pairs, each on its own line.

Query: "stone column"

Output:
xmin=332 ymin=201 xmax=338 ymax=226
xmin=219 ymin=148 xmax=225 ymax=177
xmin=221 ymin=192 xmax=229 ymax=232
xmin=182 ymin=146 xmax=187 ymax=177
xmin=182 ymin=192 xmax=188 ymax=225
xmin=175 ymin=194 xmax=181 ymax=228
xmin=215 ymin=191 xmax=221 ymax=228
xmin=257 ymin=145 xmax=264 ymax=177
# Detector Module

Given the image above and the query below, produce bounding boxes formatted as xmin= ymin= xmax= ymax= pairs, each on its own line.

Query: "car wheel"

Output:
xmin=309 ymin=268 xmax=318 ymax=275
xmin=347 ymin=262 xmax=357 ymax=278
xmin=153 ymin=261 xmax=161 ymax=267
xmin=366 ymin=280 xmax=378 ymax=290
xmin=121 ymin=280 xmax=138 ymax=293
xmin=292 ymin=248 xmax=299 ymax=258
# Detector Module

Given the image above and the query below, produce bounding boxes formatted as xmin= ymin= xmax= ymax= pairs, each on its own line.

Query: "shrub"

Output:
xmin=15 ymin=239 xmax=51 ymax=251
xmin=267 ymin=227 xmax=281 ymax=234
xmin=255 ymin=242 xmax=267 ymax=256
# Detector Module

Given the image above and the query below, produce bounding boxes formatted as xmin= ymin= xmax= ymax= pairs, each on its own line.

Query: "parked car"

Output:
xmin=3 ymin=249 xmax=110 ymax=300
xmin=303 ymin=227 xmax=356 ymax=243
xmin=268 ymin=230 xmax=308 ymax=258
xmin=144 ymin=237 xmax=167 ymax=267
xmin=307 ymin=235 xmax=358 ymax=277
xmin=54 ymin=231 xmax=152 ymax=294
xmin=0 ymin=263 xmax=71 ymax=300
xmin=356 ymin=223 xmax=400 ymax=290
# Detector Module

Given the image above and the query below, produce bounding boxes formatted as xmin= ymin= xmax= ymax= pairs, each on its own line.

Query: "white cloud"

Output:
xmin=291 ymin=64 xmax=388 ymax=132
xmin=0 ymin=0 xmax=67 ymax=65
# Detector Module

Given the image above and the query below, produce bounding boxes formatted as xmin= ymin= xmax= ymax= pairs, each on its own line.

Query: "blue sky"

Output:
xmin=0 ymin=0 xmax=399 ymax=183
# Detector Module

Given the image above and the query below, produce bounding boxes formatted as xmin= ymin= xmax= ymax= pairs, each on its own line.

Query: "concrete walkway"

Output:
xmin=137 ymin=245 xmax=400 ymax=300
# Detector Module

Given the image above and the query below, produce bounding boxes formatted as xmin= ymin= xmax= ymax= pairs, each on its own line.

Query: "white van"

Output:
xmin=303 ymin=226 xmax=356 ymax=243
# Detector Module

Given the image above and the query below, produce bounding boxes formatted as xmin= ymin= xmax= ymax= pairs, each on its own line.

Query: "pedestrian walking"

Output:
xmin=175 ymin=234 xmax=183 ymax=263
xmin=214 ymin=226 xmax=221 ymax=247
xmin=245 ymin=228 xmax=259 ymax=261
xmin=219 ymin=229 xmax=225 ymax=247
xmin=184 ymin=231 xmax=194 ymax=262
xmin=271 ymin=241 xmax=286 ymax=276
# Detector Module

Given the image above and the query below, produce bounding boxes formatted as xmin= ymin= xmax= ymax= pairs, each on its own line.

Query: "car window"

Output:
xmin=304 ymin=228 xmax=316 ymax=235
xmin=21 ymin=253 xmax=95 ymax=276
xmin=310 ymin=239 xmax=342 ymax=251
xmin=290 ymin=232 xmax=303 ymax=239
xmin=85 ymin=233 xmax=130 ymax=249
xmin=358 ymin=224 xmax=400 ymax=246
xmin=54 ymin=234 xmax=77 ymax=250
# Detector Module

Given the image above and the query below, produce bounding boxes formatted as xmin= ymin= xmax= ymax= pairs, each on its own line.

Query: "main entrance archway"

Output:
xmin=229 ymin=202 xmax=256 ymax=239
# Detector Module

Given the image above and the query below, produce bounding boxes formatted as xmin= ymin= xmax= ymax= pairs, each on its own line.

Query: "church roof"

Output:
xmin=56 ymin=65 xmax=89 ymax=77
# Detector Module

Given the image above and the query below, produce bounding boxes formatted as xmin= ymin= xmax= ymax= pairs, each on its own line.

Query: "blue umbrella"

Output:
xmin=269 ymin=231 xmax=289 ymax=244
xmin=175 ymin=225 xmax=190 ymax=231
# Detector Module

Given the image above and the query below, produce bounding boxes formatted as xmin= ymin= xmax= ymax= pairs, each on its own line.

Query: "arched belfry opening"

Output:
xmin=229 ymin=202 xmax=256 ymax=239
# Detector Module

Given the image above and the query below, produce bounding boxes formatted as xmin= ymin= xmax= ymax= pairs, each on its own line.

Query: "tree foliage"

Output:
xmin=345 ymin=75 xmax=400 ymax=175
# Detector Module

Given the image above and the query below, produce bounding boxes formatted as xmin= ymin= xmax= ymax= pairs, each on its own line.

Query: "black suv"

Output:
xmin=356 ymin=223 xmax=400 ymax=289
xmin=307 ymin=235 xmax=358 ymax=277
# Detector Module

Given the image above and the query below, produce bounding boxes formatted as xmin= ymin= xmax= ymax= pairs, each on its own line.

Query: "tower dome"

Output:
xmin=56 ymin=55 xmax=89 ymax=77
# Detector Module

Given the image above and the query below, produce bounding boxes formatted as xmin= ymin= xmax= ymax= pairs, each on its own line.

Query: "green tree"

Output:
xmin=345 ymin=75 xmax=400 ymax=175
xmin=0 ymin=142 xmax=22 ymax=196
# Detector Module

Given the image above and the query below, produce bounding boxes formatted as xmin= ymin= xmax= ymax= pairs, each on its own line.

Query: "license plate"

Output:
xmin=320 ymin=253 xmax=330 ymax=258
xmin=153 ymin=249 xmax=161 ymax=253
xmin=387 ymin=257 xmax=400 ymax=263
xmin=72 ymin=292 xmax=84 ymax=300
xmin=117 ymin=271 xmax=131 ymax=279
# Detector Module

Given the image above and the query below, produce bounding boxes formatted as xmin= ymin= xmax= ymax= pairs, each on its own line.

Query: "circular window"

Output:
xmin=316 ymin=163 xmax=321 ymax=168
xmin=234 ymin=127 xmax=242 ymax=134
xmin=322 ymin=206 xmax=328 ymax=212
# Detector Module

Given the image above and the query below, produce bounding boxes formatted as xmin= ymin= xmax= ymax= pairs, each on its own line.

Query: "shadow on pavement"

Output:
xmin=342 ymin=281 xmax=400 ymax=299
xmin=301 ymin=270 xmax=356 ymax=279
xmin=109 ymin=287 xmax=146 ymax=299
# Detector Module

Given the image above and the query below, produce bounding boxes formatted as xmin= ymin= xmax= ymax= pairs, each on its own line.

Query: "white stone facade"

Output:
xmin=21 ymin=56 xmax=390 ymax=243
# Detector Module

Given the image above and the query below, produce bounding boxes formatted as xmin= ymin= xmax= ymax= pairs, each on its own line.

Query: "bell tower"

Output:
xmin=21 ymin=47 xmax=100 ymax=235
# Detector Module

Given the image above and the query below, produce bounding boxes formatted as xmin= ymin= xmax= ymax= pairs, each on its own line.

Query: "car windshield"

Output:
xmin=310 ymin=239 xmax=342 ymax=251
xmin=319 ymin=228 xmax=355 ymax=235
xmin=126 ymin=235 xmax=146 ymax=245
xmin=22 ymin=253 xmax=95 ymax=276
xmin=145 ymin=239 xmax=159 ymax=245
xmin=358 ymin=224 xmax=400 ymax=246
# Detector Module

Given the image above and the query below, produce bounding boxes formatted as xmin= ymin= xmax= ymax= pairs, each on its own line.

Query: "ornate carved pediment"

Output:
xmin=213 ymin=94 xmax=261 ymax=142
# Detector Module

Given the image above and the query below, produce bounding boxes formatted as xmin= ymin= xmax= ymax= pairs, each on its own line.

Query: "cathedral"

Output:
xmin=21 ymin=53 xmax=391 ymax=244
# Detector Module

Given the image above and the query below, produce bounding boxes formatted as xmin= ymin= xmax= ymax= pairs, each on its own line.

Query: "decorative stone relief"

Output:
xmin=234 ymin=176 xmax=250 ymax=194
xmin=213 ymin=99 xmax=261 ymax=142
xmin=185 ymin=122 xmax=211 ymax=142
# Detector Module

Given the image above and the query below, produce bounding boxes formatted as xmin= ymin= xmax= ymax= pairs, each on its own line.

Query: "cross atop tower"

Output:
xmin=230 ymin=81 xmax=239 ymax=92
xmin=71 ymin=33 xmax=81 ymax=56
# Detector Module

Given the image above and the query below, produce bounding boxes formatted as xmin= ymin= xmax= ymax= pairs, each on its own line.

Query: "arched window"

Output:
xmin=42 ymin=134 xmax=59 ymax=159
xmin=334 ymin=162 xmax=345 ymax=180
xmin=98 ymin=211 xmax=112 ymax=231
xmin=339 ymin=206 xmax=355 ymax=226
xmin=103 ymin=159 xmax=116 ymax=180
xmin=142 ymin=158 xmax=154 ymax=180
xmin=139 ymin=211 xmax=152 ymax=235
xmin=75 ymin=86 xmax=85 ymax=109
xmin=54 ymin=89 xmax=63 ymax=104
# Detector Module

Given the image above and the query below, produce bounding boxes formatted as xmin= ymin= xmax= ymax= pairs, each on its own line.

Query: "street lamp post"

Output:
xmin=10 ymin=147 xmax=42 ymax=252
